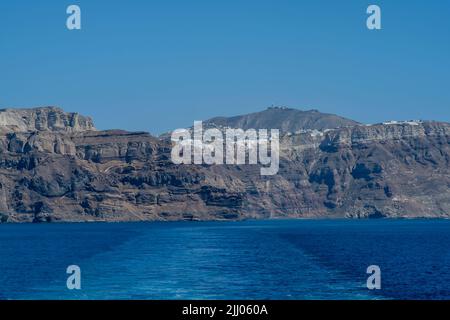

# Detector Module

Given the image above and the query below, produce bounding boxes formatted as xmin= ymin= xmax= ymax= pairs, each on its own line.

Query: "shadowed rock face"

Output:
xmin=0 ymin=107 xmax=449 ymax=223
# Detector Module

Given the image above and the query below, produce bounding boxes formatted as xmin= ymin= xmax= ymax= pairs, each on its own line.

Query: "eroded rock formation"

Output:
xmin=0 ymin=106 xmax=449 ymax=223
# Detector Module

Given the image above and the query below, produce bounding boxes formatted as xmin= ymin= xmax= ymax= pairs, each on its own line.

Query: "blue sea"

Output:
xmin=1 ymin=219 xmax=450 ymax=300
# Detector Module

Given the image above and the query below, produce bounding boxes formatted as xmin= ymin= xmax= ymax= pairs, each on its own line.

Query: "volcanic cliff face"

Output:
xmin=0 ymin=107 xmax=95 ymax=133
xmin=0 ymin=107 xmax=449 ymax=223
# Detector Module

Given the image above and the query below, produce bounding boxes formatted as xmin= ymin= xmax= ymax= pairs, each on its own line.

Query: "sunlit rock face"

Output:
xmin=0 ymin=106 xmax=96 ymax=132
xmin=0 ymin=106 xmax=449 ymax=223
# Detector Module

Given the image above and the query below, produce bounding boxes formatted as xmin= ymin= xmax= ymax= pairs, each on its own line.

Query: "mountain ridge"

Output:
xmin=203 ymin=106 xmax=360 ymax=132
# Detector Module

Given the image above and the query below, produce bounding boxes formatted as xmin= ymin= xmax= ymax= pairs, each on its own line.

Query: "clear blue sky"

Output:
xmin=1 ymin=0 xmax=449 ymax=134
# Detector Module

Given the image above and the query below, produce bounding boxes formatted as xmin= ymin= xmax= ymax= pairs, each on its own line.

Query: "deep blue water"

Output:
xmin=1 ymin=219 xmax=450 ymax=300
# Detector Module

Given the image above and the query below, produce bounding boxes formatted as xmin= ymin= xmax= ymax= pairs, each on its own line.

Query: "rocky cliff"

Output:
xmin=0 ymin=107 xmax=95 ymax=133
xmin=0 ymin=107 xmax=449 ymax=223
